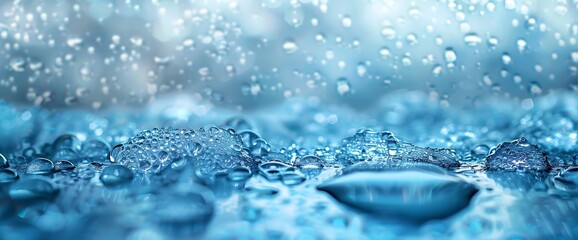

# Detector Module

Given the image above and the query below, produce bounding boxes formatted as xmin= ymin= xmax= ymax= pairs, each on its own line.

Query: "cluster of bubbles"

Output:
xmin=110 ymin=126 xmax=255 ymax=176
xmin=336 ymin=129 xmax=460 ymax=168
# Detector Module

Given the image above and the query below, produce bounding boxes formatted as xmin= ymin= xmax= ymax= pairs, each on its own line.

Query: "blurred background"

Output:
xmin=0 ymin=0 xmax=576 ymax=111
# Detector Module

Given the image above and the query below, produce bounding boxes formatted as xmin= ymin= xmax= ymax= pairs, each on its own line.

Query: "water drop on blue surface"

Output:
xmin=26 ymin=158 xmax=55 ymax=175
xmin=100 ymin=165 xmax=134 ymax=187
xmin=259 ymin=161 xmax=293 ymax=181
xmin=227 ymin=166 xmax=252 ymax=182
xmin=552 ymin=167 xmax=578 ymax=194
xmin=0 ymin=168 xmax=18 ymax=183
xmin=9 ymin=178 xmax=58 ymax=203
xmin=471 ymin=144 xmax=490 ymax=159
xmin=153 ymin=184 xmax=214 ymax=237
xmin=54 ymin=160 xmax=76 ymax=171
xmin=317 ymin=171 xmax=478 ymax=223
xmin=294 ymin=155 xmax=324 ymax=178
xmin=281 ymin=172 xmax=306 ymax=186
xmin=52 ymin=134 xmax=82 ymax=152
xmin=0 ymin=153 xmax=7 ymax=168
xmin=81 ymin=139 xmax=110 ymax=162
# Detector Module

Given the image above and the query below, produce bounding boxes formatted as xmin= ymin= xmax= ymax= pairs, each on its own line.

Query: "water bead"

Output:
xmin=227 ymin=166 xmax=252 ymax=182
xmin=99 ymin=165 xmax=135 ymax=187
xmin=81 ymin=139 xmax=110 ymax=162
xmin=317 ymin=171 xmax=478 ymax=223
xmin=26 ymin=158 xmax=55 ymax=175
xmin=0 ymin=168 xmax=19 ymax=183
xmin=108 ymin=144 xmax=124 ymax=163
xmin=0 ymin=153 xmax=7 ymax=168
xmin=54 ymin=160 xmax=76 ymax=171
xmin=153 ymin=184 xmax=215 ymax=236
xmin=280 ymin=172 xmax=306 ymax=186
xmin=9 ymin=178 xmax=58 ymax=203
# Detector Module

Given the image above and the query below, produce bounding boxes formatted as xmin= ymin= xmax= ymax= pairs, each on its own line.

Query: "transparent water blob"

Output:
xmin=152 ymin=183 xmax=215 ymax=237
xmin=258 ymin=161 xmax=293 ymax=181
xmin=54 ymin=160 xmax=76 ymax=171
xmin=26 ymin=158 xmax=55 ymax=175
xmin=100 ymin=165 xmax=135 ymax=187
xmin=294 ymin=155 xmax=324 ymax=178
xmin=0 ymin=153 xmax=7 ymax=168
xmin=0 ymin=168 xmax=19 ymax=183
xmin=280 ymin=172 xmax=306 ymax=186
xmin=227 ymin=166 xmax=252 ymax=182
xmin=81 ymin=139 xmax=111 ymax=162
xmin=9 ymin=177 xmax=58 ymax=203
xmin=317 ymin=170 xmax=478 ymax=223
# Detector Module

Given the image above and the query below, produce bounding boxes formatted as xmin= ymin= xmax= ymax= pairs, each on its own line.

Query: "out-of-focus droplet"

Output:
xmin=282 ymin=40 xmax=299 ymax=54
xmin=100 ymin=165 xmax=134 ymax=187
xmin=0 ymin=168 xmax=18 ymax=183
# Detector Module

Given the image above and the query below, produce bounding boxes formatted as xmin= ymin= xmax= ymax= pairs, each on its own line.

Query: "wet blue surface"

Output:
xmin=1 ymin=0 xmax=578 ymax=239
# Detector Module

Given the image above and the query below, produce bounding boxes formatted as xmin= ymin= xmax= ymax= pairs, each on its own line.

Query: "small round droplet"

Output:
xmin=100 ymin=165 xmax=135 ymax=187
xmin=337 ymin=78 xmax=351 ymax=95
xmin=26 ymin=158 xmax=55 ymax=175
xmin=282 ymin=40 xmax=299 ymax=54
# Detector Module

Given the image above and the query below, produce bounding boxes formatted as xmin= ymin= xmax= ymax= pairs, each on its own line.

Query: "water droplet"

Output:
xmin=227 ymin=166 xmax=252 ymax=182
xmin=464 ymin=33 xmax=482 ymax=46
xmin=109 ymin=144 xmax=124 ymax=163
xmin=66 ymin=37 xmax=83 ymax=48
xmin=0 ymin=169 xmax=18 ymax=183
xmin=381 ymin=26 xmax=397 ymax=40
xmin=282 ymin=40 xmax=299 ymax=54
xmin=10 ymin=58 xmax=25 ymax=72
xmin=9 ymin=178 xmax=58 ymax=202
xmin=341 ymin=16 xmax=352 ymax=28
xmin=55 ymin=160 xmax=76 ymax=171
xmin=471 ymin=144 xmax=490 ymax=159
xmin=317 ymin=171 xmax=478 ymax=223
xmin=529 ymin=82 xmax=542 ymax=95
xmin=444 ymin=48 xmax=457 ymax=63
xmin=337 ymin=78 xmax=351 ymax=95
xmin=0 ymin=153 xmax=7 ymax=168
xmin=281 ymin=172 xmax=306 ymax=186
xmin=100 ymin=165 xmax=134 ymax=187
xmin=26 ymin=158 xmax=55 ymax=175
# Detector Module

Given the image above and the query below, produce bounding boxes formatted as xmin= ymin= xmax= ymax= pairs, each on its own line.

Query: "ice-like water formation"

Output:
xmin=112 ymin=127 xmax=256 ymax=176
xmin=486 ymin=137 xmax=550 ymax=172
xmin=317 ymin=170 xmax=478 ymax=223
xmin=337 ymin=130 xmax=460 ymax=168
